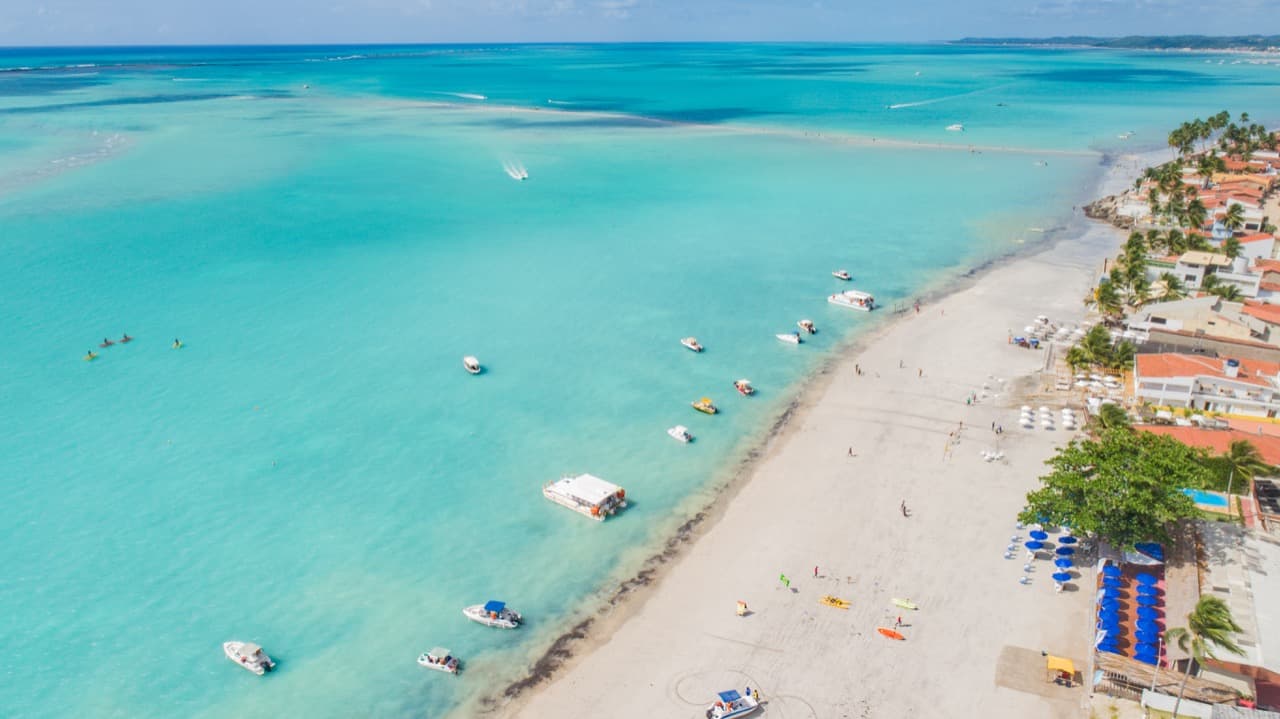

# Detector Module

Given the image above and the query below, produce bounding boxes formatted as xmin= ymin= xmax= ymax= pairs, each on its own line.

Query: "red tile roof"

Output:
xmin=1135 ymin=353 xmax=1280 ymax=386
xmin=1242 ymin=302 xmax=1280 ymax=324
xmin=1139 ymin=426 xmax=1280 ymax=465
xmin=1254 ymin=259 xmax=1280 ymax=273
xmin=1239 ymin=232 xmax=1275 ymax=244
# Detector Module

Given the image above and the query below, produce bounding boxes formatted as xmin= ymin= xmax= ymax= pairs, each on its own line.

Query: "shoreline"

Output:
xmin=451 ymin=148 xmax=1167 ymax=719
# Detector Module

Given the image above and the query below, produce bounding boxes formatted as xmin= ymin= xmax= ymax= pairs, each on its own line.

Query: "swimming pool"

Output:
xmin=1182 ymin=488 xmax=1229 ymax=507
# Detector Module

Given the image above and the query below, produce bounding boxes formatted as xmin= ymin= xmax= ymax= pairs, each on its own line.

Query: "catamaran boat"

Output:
xmin=828 ymin=290 xmax=875 ymax=311
xmin=417 ymin=647 xmax=460 ymax=674
xmin=681 ymin=337 xmax=704 ymax=353
xmin=691 ymin=397 xmax=718 ymax=414
xmin=798 ymin=319 xmax=816 ymax=334
xmin=543 ymin=473 xmax=628 ymax=520
xmin=776 ymin=332 xmax=802 ymax=344
xmin=946 ymin=123 xmax=965 ymax=132
xmin=223 ymin=641 xmax=276 ymax=676
xmin=832 ymin=269 xmax=851 ymax=281
xmin=706 ymin=689 xmax=760 ymax=719
xmin=734 ymin=379 xmax=755 ymax=396
xmin=463 ymin=600 xmax=522 ymax=629
xmin=463 ymin=356 xmax=481 ymax=374
xmin=667 ymin=425 xmax=693 ymax=443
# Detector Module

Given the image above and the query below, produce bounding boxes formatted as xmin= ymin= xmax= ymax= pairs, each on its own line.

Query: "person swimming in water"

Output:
xmin=172 ymin=338 xmax=182 ymax=349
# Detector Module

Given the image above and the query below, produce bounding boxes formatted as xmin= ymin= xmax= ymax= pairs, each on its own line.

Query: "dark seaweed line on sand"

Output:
xmin=481 ymin=396 xmax=805 ymax=711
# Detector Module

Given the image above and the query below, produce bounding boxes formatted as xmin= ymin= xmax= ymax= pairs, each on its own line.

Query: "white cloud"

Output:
xmin=596 ymin=0 xmax=638 ymax=20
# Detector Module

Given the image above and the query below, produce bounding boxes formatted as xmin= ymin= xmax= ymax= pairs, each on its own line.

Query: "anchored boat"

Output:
xmin=667 ymin=425 xmax=693 ymax=443
xmin=776 ymin=332 xmax=801 ymax=344
xmin=798 ymin=319 xmax=816 ymax=334
xmin=691 ymin=397 xmax=718 ymax=414
xmin=463 ymin=600 xmax=522 ymax=629
xmin=223 ymin=641 xmax=276 ymax=676
xmin=733 ymin=379 xmax=755 ymax=396
xmin=463 ymin=356 xmax=481 ymax=374
xmin=707 ymin=689 xmax=760 ymax=719
xmin=832 ymin=269 xmax=851 ymax=281
xmin=543 ymin=473 xmax=628 ymax=520
xmin=681 ymin=337 xmax=704 ymax=352
xmin=828 ymin=290 xmax=875 ymax=311
xmin=417 ymin=647 xmax=460 ymax=674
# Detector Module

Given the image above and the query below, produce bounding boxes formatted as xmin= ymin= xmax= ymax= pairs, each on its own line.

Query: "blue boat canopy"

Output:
xmin=718 ymin=690 xmax=742 ymax=703
xmin=483 ymin=600 xmax=506 ymax=613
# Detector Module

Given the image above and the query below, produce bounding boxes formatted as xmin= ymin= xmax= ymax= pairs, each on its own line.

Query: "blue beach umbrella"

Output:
xmin=1056 ymin=546 xmax=1075 ymax=556
xmin=1055 ymin=558 xmax=1074 ymax=569
xmin=1137 ymin=619 xmax=1161 ymax=633
xmin=1052 ymin=572 xmax=1072 ymax=582
xmin=1136 ymin=573 xmax=1158 ymax=585
xmin=1102 ymin=576 xmax=1123 ymax=588
xmin=1137 ymin=607 xmax=1161 ymax=620
xmin=1024 ymin=541 xmax=1044 ymax=550
xmin=1059 ymin=535 xmax=1078 ymax=545
xmin=1137 ymin=584 xmax=1160 ymax=596
xmin=1030 ymin=530 xmax=1049 ymax=540
xmin=1137 ymin=594 xmax=1160 ymax=607
xmin=1135 ymin=543 xmax=1165 ymax=562
xmin=1102 ymin=565 xmax=1122 ymax=577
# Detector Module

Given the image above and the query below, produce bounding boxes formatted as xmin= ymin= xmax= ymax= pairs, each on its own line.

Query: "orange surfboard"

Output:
xmin=877 ymin=627 xmax=905 ymax=640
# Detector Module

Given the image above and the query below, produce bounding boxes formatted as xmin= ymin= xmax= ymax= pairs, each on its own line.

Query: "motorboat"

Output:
xmin=828 ymin=290 xmax=875 ymax=311
xmin=692 ymin=397 xmax=718 ymax=414
xmin=797 ymin=319 xmax=816 ymax=334
xmin=667 ymin=425 xmax=693 ymax=443
xmin=681 ymin=337 xmax=704 ymax=353
xmin=832 ymin=269 xmax=851 ymax=281
xmin=946 ymin=123 xmax=965 ymax=132
xmin=734 ymin=379 xmax=755 ymax=396
xmin=463 ymin=600 xmax=522 ymax=629
xmin=223 ymin=641 xmax=276 ymax=676
xmin=707 ymin=689 xmax=759 ymax=719
xmin=776 ymin=332 xmax=802 ymax=344
xmin=543 ymin=473 xmax=627 ymax=520
xmin=463 ymin=356 xmax=481 ymax=375
xmin=417 ymin=647 xmax=460 ymax=674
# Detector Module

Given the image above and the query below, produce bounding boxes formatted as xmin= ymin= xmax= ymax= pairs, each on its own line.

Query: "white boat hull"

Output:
xmin=667 ymin=426 xmax=692 ymax=443
xmin=223 ymin=641 xmax=274 ymax=676
xmin=827 ymin=292 xmax=875 ymax=311
xmin=463 ymin=605 xmax=521 ymax=629
xmin=776 ymin=333 xmax=801 ymax=344
xmin=418 ymin=654 xmax=460 ymax=674
xmin=709 ymin=697 xmax=760 ymax=719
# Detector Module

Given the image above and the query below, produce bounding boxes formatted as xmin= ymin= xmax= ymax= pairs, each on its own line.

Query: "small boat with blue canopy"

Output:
xmin=706 ymin=689 xmax=759 ymax=719
xmin=463 ymin=600 xmax=522 ymax=629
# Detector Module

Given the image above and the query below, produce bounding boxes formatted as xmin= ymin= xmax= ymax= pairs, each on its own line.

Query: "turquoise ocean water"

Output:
xmin=2 ymin=44 xmax=1280 ymax=717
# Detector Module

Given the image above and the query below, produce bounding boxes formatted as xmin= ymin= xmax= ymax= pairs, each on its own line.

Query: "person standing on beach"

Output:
xmin=814 ymin=566 xmax=819 ymax=578
xmin=901 ymin=501 xmax=909 ymax=518
xmin=917 ymin=368 xmax=923 ymax=378
xmin=895 ymin=615 xmax=902 ymax=629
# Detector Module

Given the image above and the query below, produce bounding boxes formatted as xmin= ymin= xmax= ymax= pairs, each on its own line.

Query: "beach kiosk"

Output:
xmin=542 ymin=473 xmax=627 ymax=521
xmin=1046 ymin=655 xmax=1076 ymax=687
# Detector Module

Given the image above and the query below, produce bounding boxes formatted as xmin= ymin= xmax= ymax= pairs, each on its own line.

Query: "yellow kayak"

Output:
xmin=819 ymin=595 xmax=850 ymax=610
xmin=83 ymin=352 xmax=99 ymax=362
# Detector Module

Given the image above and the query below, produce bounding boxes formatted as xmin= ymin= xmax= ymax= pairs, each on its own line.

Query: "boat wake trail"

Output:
xmin=887 ymin=83 xmax=1015 ymax=110
xmin=502 ymin=160 xmax=529 ymax=181
xmin=436 ymin=91 xmax=487 ymax=101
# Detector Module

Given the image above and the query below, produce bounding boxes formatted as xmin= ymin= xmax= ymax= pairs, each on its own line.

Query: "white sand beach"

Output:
xmin=476 ymin=153 xmax=1159 ymax=719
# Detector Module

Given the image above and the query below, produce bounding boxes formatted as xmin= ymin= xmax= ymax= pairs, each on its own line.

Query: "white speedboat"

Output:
xmin=417 ymin=647 xmax=460 ymax=674
xmin=667 ymin=425 xmax=693 ymax=443
xmin=776 ymin=332 xmax=801 ymax=344
xmin=828 ymin=290 xmax=875 ymax=311
xmin=832 ymin=269 xmax=851 ymax=281
xmin=798 ymin=319 xmax=816 ymax=334
xmin=463 ymin=356 xmax=481 ymax=374
xmin=733 ymin=379 xmax=755 ymax=396
xmin=946 ymin=123 xmax=964 ymax=132
xmin=223 ymin=641 xmax=275 ymax=676
xmin=463 ymin=600 xmax=522 ymax=629
xmin=707 ymin=689 xmax=759 ymax=719
xmin=681 ymin=337 xmax=704 ymax=353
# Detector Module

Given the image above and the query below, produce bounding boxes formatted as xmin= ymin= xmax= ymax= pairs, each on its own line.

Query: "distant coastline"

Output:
xmin=953 ymin=35 xmax=1280 ymax=54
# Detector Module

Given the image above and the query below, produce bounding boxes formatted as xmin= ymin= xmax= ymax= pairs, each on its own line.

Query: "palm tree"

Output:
xmin=1224 ymin=203 xmax=1245 ymax=233
xmin=1220 ymin=440 xmax=1274 ymax=486
xmin=1107 ymin=341 xmax=1136 ymax=371
xmin=1185 ymin=199 xmax=1208 ymax=230
xmin=1222 ymin=237 xmax=1242 ymax=260
xmin=1158 ymin=272 xmax=1187 ymax=300
xmin=1210 ymin=283 xmax=1243 ymax=302
xmin=1065 ymin=345 xmax=1090 ymax=374
xmin=1095 ymin=403 xmax=1132 ymax=432
xmin=1166 ymin=596 xmax=1245 ymax=719
xmin=1094 ymin=281 xmax=1124 ymax=319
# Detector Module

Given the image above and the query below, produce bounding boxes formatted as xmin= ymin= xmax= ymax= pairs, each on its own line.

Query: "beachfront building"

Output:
xmin=1133 ymin=353 xmax=1280 ymax=417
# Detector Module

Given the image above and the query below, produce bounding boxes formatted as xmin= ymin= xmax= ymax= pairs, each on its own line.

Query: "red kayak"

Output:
xmin=119 ymin=335 xmax=133 ymax=343
xmin=99 ymin=340 xmax=115 ymax=348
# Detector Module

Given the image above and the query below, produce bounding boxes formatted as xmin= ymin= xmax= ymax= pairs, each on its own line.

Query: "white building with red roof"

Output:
xmin=1135 ymin=353 xmax=1280 ymax=417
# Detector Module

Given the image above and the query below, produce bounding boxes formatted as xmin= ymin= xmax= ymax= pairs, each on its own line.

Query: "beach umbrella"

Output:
xmin=1137 ymin=584 xmax=1160 ymax=596
xmin=1137 ymin=594 xmax=1160 ymax=607
xmin=1136 ymin=632 xmax=1160 ymax=645
xmin=1056 ymin=546 xmax=1075 ymax=556
xmin=1102 ymin=565 xmax=1122 ymax=577
xmin=1135 ymin=543 xmax=1165 ymax=562
xmin=1101 ymin=578 xmax=1123 ymax=590
xmin=1136 ymin=573 xmax=1158 ymax=585
xmin=1052 ymin=572 xmax=1072 ymax=582
xmin=1059 ymin=535 xmax=1078 ymax=545
xmin=1030 ymin=530 xmax=1048 ymax=540
xmin=1137 ymin=619 xmax=1161 ymax=633
xmin=1024 ymin=541 xmax=1043 ymax=550
xmin=1137 ymin=607 xmax=1161 ymax=620
xmin=1098 ymin=603 xmax=1120 ymax=615
xmin=1054 ymin=558 xmax=1073 ymax=568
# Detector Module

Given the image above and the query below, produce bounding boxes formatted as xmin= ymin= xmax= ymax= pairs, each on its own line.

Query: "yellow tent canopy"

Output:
xmin=1046 ymin=655 xmax=1075 ymax=677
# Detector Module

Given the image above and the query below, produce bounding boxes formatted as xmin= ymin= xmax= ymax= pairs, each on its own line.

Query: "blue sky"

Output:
xmin=0 ymin=0 xmax=1275 ymax=46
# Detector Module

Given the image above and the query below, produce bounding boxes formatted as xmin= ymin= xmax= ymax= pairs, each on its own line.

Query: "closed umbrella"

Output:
xmin=1056 ymin=546 xmax=1075 ymax=556
xmin=1024 ymin=541 xmax=1044 ymax=550
xmin=1102 ymin=565 xmax=1122 ymax=577
xmin=1059 ymin=535 xmax=1078 ymax=545
xmin=1136 ymin=572 xmax=1158 ymax=585
xmin=1054 ymin=558 xmax=1074 ymax=569
xmin=1052 ymin=572 xmax=1072 ymax=582
xmin=1030 ymin=530 xmax=1049 ymax=540
xmin=1137 ymin=594 xmax=1160 ymax=607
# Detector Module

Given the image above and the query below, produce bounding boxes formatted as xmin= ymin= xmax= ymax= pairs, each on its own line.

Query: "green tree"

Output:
xmin=1166 ymin=596 xmax=1245 ymax=719
xmin=1222 ymin=236 xmax=1242 ymax=259
xmin=1217 ymin=440 xmax=1274 ymax=487
xmin=1095 ymin=403 xmax=1132 ymax=432
xmin=1065 ymin=345 xmax=1090 ymax=374
xmin=1157 ymin=272 xmax=1187 ymax=301
xmin=1106 ymin=340 xmax=1136 ymax=371
xmin=1094 ymin=281 xmax=1124 ymax=318
xmin=1224 ymin=203 xmax=1245 ymax=232
xmin=1020 ymin=430 xmax=1211 ymax=547
xmin=1185 ymin=199 xmax=1208 ymax=230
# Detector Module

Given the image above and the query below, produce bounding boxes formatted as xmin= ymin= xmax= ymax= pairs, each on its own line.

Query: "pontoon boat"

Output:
xmin=827 ymin=290 xmax=875 ymax=311
xmin=543 ymin=473 xmax=628 ymax=520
